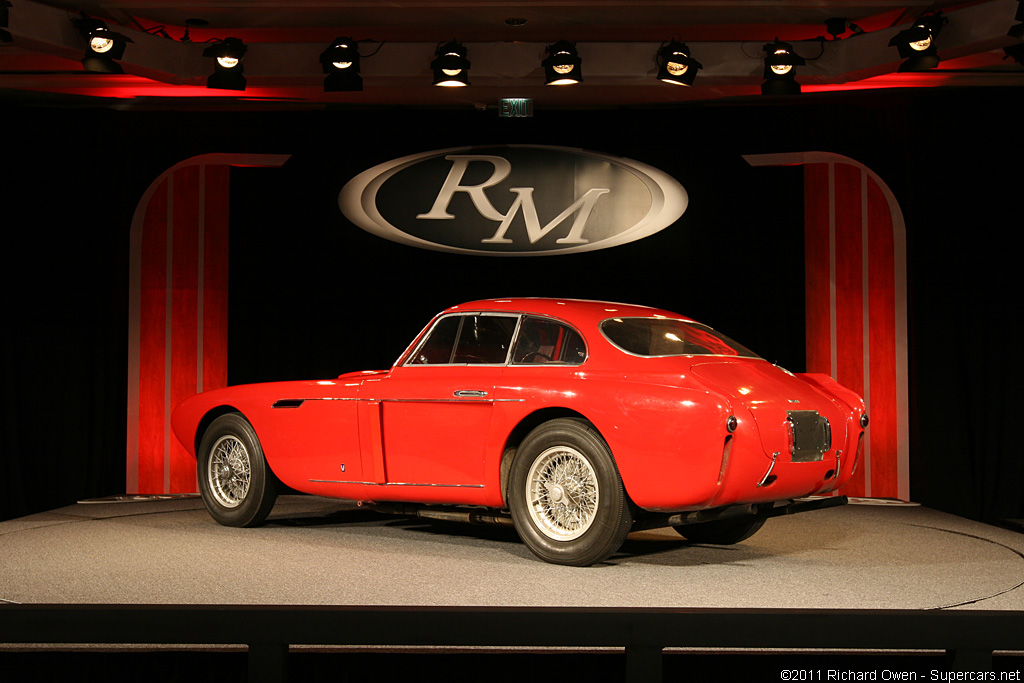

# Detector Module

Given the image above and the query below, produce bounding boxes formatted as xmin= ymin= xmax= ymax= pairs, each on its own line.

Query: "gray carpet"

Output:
xmin=1 ymin=496 xmax=1022 ymax=610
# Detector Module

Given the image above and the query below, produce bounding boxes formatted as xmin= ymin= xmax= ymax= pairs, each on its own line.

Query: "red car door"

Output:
xmin=368 ymin=313 xmax=518 ymax=489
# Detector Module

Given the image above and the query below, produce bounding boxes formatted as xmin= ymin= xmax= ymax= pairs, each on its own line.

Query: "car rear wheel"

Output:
xmin=672 ymin=516 xmax=765 ymax=544
xmin=509 ymin=419 xmax=632 ymax=566
xmin=197 ymin=412 xmax=278 ymax=527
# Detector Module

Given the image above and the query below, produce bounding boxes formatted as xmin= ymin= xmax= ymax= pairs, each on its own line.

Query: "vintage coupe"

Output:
xmin=172 ymin=298 xmax=866 ymax=566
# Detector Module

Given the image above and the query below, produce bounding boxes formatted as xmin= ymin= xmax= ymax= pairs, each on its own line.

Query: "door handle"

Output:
xmin=453 ymin=390 xmax=488 ymax=398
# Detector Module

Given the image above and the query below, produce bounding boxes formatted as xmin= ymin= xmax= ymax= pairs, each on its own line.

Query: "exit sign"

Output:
xmin=499 ymin=98 xmax=533 ymax=117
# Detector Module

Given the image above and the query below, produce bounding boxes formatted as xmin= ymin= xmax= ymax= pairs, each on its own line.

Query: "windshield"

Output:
xmin=600 ymin=317 xmax=760 ymax=358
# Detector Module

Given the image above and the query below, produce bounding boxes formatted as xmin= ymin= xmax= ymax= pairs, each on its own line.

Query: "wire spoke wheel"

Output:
xmin=208 ymin=435 xmax=252 ymax=508
xmin=526 ymin=446 xmax=599 ymax=541
xmin=509 ymin=418 xmax=632 ymax=566
xmin=197 ymin=412 xmax=278 ymax=527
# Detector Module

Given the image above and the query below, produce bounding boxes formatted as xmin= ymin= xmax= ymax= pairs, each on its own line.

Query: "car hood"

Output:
xmin=691 ymin=359 xmax=847 ymax=458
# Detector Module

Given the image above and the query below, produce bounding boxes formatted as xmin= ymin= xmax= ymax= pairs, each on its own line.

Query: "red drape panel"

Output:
xmin=126 ymin=154 xmax=290 ymax=495
xmin=137 ymin=179 xmax=169 ymax=494
xmin=866 ymin=180 xmax=899 ymax=498
xmin=748 ymin=152 xmax=909 ymax=501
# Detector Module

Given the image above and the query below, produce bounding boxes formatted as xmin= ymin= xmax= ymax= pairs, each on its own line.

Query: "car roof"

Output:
xmin=442 ymin=298 xmax=695 ymax=327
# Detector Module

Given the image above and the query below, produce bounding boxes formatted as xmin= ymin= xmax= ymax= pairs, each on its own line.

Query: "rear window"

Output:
xmin=600 ymin=317 xmax=759 ymax=358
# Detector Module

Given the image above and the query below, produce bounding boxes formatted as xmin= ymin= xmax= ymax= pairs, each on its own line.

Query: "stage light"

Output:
xmin=761 ymin=40 xmax=805 ymax=95
xmin=656 ymin=41 xmax=702 ymax=86
xmin=543 ymin=41 xmax=582 ymax=85
xmin=1 ymin=1 xmax=12 ymax=43
xmin=888 ymin=13 xmax=946 ymax=72
xmin=203 ymin=37 xmax=247 ymax=90
xmin=320 ymin=37 xmax=362 ymax=91
xmin=825 ymin=18 xmax=848 ymax=40
xmin=73 ymin=16 xmax=132 ymax=73
xmin=431 ymin=40 xmax=470 ymax=87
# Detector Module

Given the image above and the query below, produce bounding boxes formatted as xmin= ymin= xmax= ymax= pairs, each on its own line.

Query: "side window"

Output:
xmin=511 ymin=317 xmax=587 ymax=365
xmin=452 ymin=314 xmax=518 ymax=364
xmin=409 ymin=315 xmax=461 ymax=365
xmin=409 ymin=314 xmax=518 ymax=365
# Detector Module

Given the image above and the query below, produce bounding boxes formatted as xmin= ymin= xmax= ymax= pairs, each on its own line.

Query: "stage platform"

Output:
xmin=2 ymin=495 xmax=1022 ymax=610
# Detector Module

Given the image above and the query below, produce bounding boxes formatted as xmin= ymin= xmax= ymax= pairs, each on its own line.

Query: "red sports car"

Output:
xmin=172 ymin=298 xmax=866 ymax=566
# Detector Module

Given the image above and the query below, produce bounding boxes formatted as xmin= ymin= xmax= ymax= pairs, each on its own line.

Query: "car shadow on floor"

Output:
xmin=269 ymin=507 xmax=524 ymax=545
xmin=613 ymin=533 xmax=745 ymax=565
xmin=269 ymin=507 xmax=394 ymax=527
xmin=263 ymin=503 xmax=803 ymax=567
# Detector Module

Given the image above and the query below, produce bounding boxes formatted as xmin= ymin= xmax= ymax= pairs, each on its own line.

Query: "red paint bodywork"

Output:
xmin=172 ymin=299 xmax=866 ymax=514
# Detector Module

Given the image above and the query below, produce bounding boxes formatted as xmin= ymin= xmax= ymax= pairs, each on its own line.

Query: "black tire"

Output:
xmin=197 ymin=412 xmax=278 ymax=527
xmin=672 ymin=516 xmax=765 ymax=544
xmin=508 ymin=418 xmax=632 ymax=566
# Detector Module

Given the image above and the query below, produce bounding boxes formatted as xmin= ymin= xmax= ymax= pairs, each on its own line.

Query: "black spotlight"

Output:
xmin=1 ymin=1 xmax=12 ymax=44
xmin=761 ymin=40 xmax=805 ymax=95
xmin=431 ymin=40 xmax=470 ymax=87
xmin=656 ymin=41 xmax=702 ymax=86
xmin=825 ymin=17 xmax=848 ymax=40
xmin=888 ymin=13 xmax=947 ymax=72
xmin=203 ymin=37 xmax=247 ymax=90
xmin=320 ymin=37 xmax=362 ymax=91
xmin=543 ymin=41 xmax=582 ymax=85
xmin=73 ymin=16 xmax=133 ymax=73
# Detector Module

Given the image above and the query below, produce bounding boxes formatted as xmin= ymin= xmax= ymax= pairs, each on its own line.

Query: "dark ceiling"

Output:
xmin=2 ymin=0 xmax=1022 ymax=109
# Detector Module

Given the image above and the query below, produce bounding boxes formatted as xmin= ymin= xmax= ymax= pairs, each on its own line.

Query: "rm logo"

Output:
xmin=416 ymin=155 xmax=609 ymax=246
xmin=339 ymin=145 xmax=687 ymax=256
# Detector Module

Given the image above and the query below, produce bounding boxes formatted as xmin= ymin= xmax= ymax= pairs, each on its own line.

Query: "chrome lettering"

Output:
xmin=482 ymin=187 xmax=609 ymax=245
xmin=416 ymin=155 xmax=511 ymax=221
xmin=418 ymin=154 xmax=610 ymax=245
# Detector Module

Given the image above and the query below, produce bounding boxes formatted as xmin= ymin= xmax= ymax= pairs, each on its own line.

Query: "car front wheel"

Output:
xmin=197 ymin=412 xmax=278 ymax=527
xmin=509 ymin=419 xmax=632 ymax=566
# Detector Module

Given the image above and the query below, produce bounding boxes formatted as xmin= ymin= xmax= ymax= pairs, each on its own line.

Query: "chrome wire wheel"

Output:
xmin=198 ymin=412 xmax=278 ymax=527
xmin=510 ymin=418 xmax=631 ymax=565
xmin=207 ymin=434 xmax=252 ymax=508
xmin=525 ymin=445 xmax=599 ymax=541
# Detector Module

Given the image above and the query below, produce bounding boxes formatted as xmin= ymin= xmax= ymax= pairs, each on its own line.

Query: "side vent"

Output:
xmin=272 ymin=399 xmax=305 ymax=409
xmin=717 ymin=435 xmax=733 ymax=485
xmin=851 ymin=432 xmax=865 ymax=476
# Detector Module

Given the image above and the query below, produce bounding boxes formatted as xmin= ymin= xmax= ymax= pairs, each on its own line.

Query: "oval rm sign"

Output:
xmin=339 ymin=145 xmax=687 ymax=256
